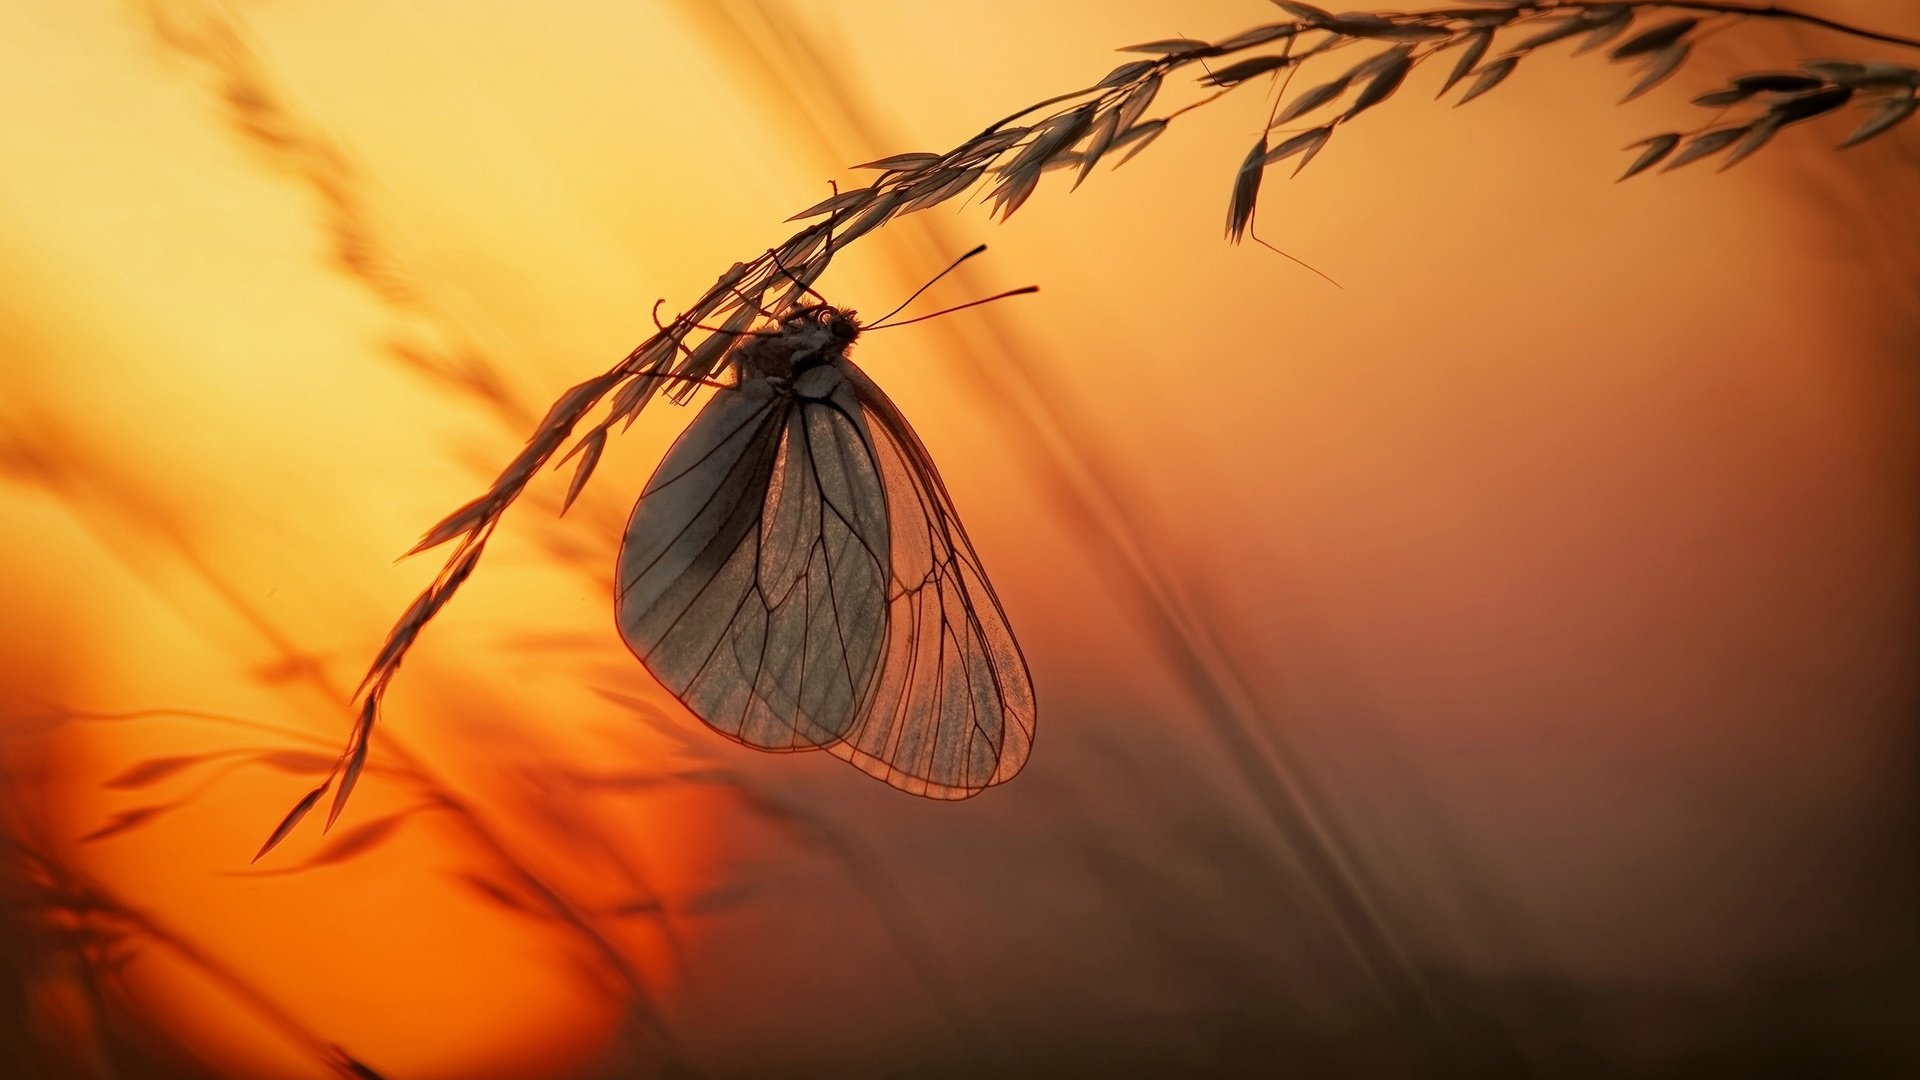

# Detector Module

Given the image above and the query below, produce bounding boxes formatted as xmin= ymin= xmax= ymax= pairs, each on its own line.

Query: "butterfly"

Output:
xmin=614 ymin=299 xmax=1034 ymax=797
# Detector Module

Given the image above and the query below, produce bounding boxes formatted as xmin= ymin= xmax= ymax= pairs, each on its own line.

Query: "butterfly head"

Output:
xmin=738 ymin=304 xmax=861 ymax=382
xmin=794 ymin=304 xmax=861 ymax=352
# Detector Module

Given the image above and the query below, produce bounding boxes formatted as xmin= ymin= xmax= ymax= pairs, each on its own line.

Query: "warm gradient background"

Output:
xmin=2 ymin=1 xmax=1916 ymax=1077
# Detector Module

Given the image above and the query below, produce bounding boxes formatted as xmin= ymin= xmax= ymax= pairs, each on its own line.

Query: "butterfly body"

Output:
xmin=733 ymin=305 xmax=861 ymax=382
xmin=615 ymin=305 xmax=1033 ymax=797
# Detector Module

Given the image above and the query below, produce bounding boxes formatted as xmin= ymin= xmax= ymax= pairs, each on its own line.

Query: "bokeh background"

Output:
xmin=2 ymin=1 xmax=1916 ymax=1076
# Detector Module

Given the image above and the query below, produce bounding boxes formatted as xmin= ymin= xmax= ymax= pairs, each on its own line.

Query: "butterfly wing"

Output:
xmin=616 ymin=373 xmax=891 ymax=751
xmin=835 ymin=363 xmax=1036 ymax=797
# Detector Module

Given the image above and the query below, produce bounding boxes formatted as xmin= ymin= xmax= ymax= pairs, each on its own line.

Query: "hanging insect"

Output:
xmin=616 ymin=252 xmax=1037 ymax=797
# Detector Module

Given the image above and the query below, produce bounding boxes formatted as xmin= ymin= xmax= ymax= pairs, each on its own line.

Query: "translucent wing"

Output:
xmin=616 ymin=372 xmax=891 ymax=751
xmin=833 ymin=364 xmax=1036 ymax=797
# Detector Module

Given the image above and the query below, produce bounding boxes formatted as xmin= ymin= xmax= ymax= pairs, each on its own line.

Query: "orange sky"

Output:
xmin=2 ymin=2 xmax=1916 ymax=1076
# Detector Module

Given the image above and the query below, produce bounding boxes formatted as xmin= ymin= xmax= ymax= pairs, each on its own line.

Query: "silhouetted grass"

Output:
xmin=8 ymin=2 xmax=1915 ymax=1076
xmin=288 ymin=0 xmax=1920 ymax=863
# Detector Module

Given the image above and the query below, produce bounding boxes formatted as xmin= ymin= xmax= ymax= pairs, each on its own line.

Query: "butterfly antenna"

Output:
xmin=867 ymin=285 xmax=1038 ymax=331
xmin=868 ymin=244 xmax=990 ymax=328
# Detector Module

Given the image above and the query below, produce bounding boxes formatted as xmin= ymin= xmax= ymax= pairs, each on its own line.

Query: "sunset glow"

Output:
xmin=2 ymin=2 xmax=1915 ymax=1076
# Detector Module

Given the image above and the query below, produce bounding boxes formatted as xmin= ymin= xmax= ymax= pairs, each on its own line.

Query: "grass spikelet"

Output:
xmin=263 ymin=0 xmax=1920 ymax=853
